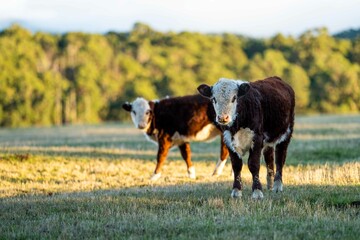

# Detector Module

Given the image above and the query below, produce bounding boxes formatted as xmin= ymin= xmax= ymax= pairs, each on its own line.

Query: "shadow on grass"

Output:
xmin=0 ymin=149 xmax=156 ymax=161
xmin=0 ymin=181 xmax=360 ymax=221
xmin=1 ymin=181 xmax=359 ymax=239
xmin=1 ymin=181 xmax=359 ymax=209
xmin=1 ymin=148 xmax=360 ymax=167
xmin=0 ymin=147 xmax=225 ymax=162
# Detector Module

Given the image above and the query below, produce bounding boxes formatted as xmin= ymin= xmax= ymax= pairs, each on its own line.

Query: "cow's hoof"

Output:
xmin=150 ymin=173 xmax=162 ymax=181
xmin=251 ymin=189 xmax=264 ymax=200
xmin=273 ymin=180 xmax=283 ymax=192
xmin=188 ymin=166 xmax=196 ymax=179
xmin=212 ymin=159 xmax=226 ymax=176
xmin=231 ymin=188 xmax=242 ymax=198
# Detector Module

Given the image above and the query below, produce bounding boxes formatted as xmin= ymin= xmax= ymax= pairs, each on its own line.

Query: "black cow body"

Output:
xmin=198 ymin=76 xmax=295 ymax=199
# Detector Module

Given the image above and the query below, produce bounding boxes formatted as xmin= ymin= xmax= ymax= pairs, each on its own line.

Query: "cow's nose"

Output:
xmin=138 ymin=123 xmax=146 ymax=129
xmin=217 ymin=115 xmax=230 ymax=124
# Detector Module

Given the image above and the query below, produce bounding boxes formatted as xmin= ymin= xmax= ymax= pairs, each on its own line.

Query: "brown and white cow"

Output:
xmin=122 ymin=94 xmax=229 ymax=180
xmin=198 ymin=76 xmax=295 ymax=199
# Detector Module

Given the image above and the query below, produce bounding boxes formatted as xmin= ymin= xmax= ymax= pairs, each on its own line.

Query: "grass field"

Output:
xmin=0 ymin=115 xmax=359 ymax=239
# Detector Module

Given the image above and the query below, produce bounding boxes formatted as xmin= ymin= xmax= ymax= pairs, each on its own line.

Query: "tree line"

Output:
xmin=0 ymin=23 xmax=359 ymax=127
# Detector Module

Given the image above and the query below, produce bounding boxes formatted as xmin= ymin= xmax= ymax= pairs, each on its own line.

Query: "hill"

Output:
xmin=334 ymin=28 xmax=360 ymax=39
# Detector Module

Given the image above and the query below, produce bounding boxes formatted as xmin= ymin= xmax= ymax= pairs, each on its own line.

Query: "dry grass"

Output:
xmin=0 ymin=115 xmax=359 ymax=239
xmin=1 ymin=156 xmax=359 ymax=198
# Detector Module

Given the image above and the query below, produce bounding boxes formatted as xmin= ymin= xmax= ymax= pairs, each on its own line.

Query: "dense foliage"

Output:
xmin=334 ymin=28 xmax=360 ymax=39
xmin=0 ymin=23 xmax=359 ymax=127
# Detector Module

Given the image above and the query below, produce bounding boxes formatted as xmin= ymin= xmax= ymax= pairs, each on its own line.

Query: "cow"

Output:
xmin=122 ymin=94 xmax=229 ymax=181
xmin=197 ymin=76 xmax=295 ymax=199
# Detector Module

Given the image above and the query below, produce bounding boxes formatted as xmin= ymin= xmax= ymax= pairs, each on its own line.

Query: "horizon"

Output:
xmin=0 ymin=0 xmax=359 ymax=38
xmin=2 ymin=21 xmax=358 ymax=38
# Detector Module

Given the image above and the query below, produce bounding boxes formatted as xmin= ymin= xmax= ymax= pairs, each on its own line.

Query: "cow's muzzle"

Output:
xmin=217 ymin=115 xmax=230 ymax=125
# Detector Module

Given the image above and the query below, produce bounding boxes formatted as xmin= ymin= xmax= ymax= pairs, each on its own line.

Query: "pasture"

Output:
xmin=0 ymin=115 xmax=359 ymax=239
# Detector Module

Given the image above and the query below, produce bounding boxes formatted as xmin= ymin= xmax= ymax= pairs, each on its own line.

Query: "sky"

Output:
xmin=0 ymin=0 xmax=359 ymax=37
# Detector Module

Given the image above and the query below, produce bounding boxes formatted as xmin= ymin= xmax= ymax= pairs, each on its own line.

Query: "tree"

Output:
xmin=242 ymin=49 xmax=290 ymax=80
xmin=283 ymin=65 xmax=310 ymax=111
xmin=0 ymin=24 xmax=359 ymax=127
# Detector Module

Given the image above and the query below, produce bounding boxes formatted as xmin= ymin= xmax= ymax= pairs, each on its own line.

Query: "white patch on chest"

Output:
xmin=224 ymin=128 xmax=254 ymax=157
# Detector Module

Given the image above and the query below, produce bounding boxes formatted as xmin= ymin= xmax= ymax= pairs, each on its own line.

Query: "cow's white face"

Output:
xmin=211 ymin=79 xmax=242 ymax=125
xmin=197 ymin=78 xmax=250 ymax=126
xmin=122 ymin=98 xmax=152 ymax=131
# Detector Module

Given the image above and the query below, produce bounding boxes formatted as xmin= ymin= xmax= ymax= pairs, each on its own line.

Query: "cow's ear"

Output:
xmin=197 ymin=84 xmax=212 ymax=98
xmin=122 ymin=102 xmax=132 ymax=112
xmin=238 ymin=83 xmax=250 ymax=97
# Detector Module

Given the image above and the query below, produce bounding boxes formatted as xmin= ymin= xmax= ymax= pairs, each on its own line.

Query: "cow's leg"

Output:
xmin=263 ymin=146 xmax=275 ymax=190
xmin=248 ymin=136 xmax=264 ymax=199
xmin=274 ymin=137 xmax=291 ymax=192
xmin=179 ymin=142 xmax=195 ymax=179
xmin=213 ymin=135 xmax=230 ymax=176
xmin=150 ymin=135 xmax=171 ymax=181
xmin=229 ymin=150 xmax=243 ymax=198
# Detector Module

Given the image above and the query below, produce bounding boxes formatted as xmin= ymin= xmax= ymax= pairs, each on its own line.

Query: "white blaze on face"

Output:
xmin=211 ymin=78 xmax=246 ymax=126
xmin=130 ymin=98 xmax=152 ymax=131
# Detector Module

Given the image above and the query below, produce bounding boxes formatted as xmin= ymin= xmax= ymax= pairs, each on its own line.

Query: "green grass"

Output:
xmin=0 ymin=115 xmax=360 ymax=239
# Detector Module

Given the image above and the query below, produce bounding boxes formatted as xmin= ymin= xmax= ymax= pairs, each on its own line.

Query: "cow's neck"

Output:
xmin=145 ymin=103 xmax=158 ymax=137
xmin=221 ymin=115 xmax=248 ymax=135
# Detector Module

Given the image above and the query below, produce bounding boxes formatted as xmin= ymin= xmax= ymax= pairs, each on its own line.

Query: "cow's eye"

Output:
xmin=212 ymin=98 xmax=217 ymax=104
xmin=145 ymin=110 xmax=150 ymax=115
xmin=231 ymin=96 xmax=237 ymax=103
xmin=132 ymin=110 xmax=136 ymax=116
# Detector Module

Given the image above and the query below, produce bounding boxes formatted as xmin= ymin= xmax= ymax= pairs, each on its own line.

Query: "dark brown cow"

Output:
xmin=122 ymin=94 xmax=229 ymax=180
xmin=198 ymin=76 xmax=295 ymax=199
